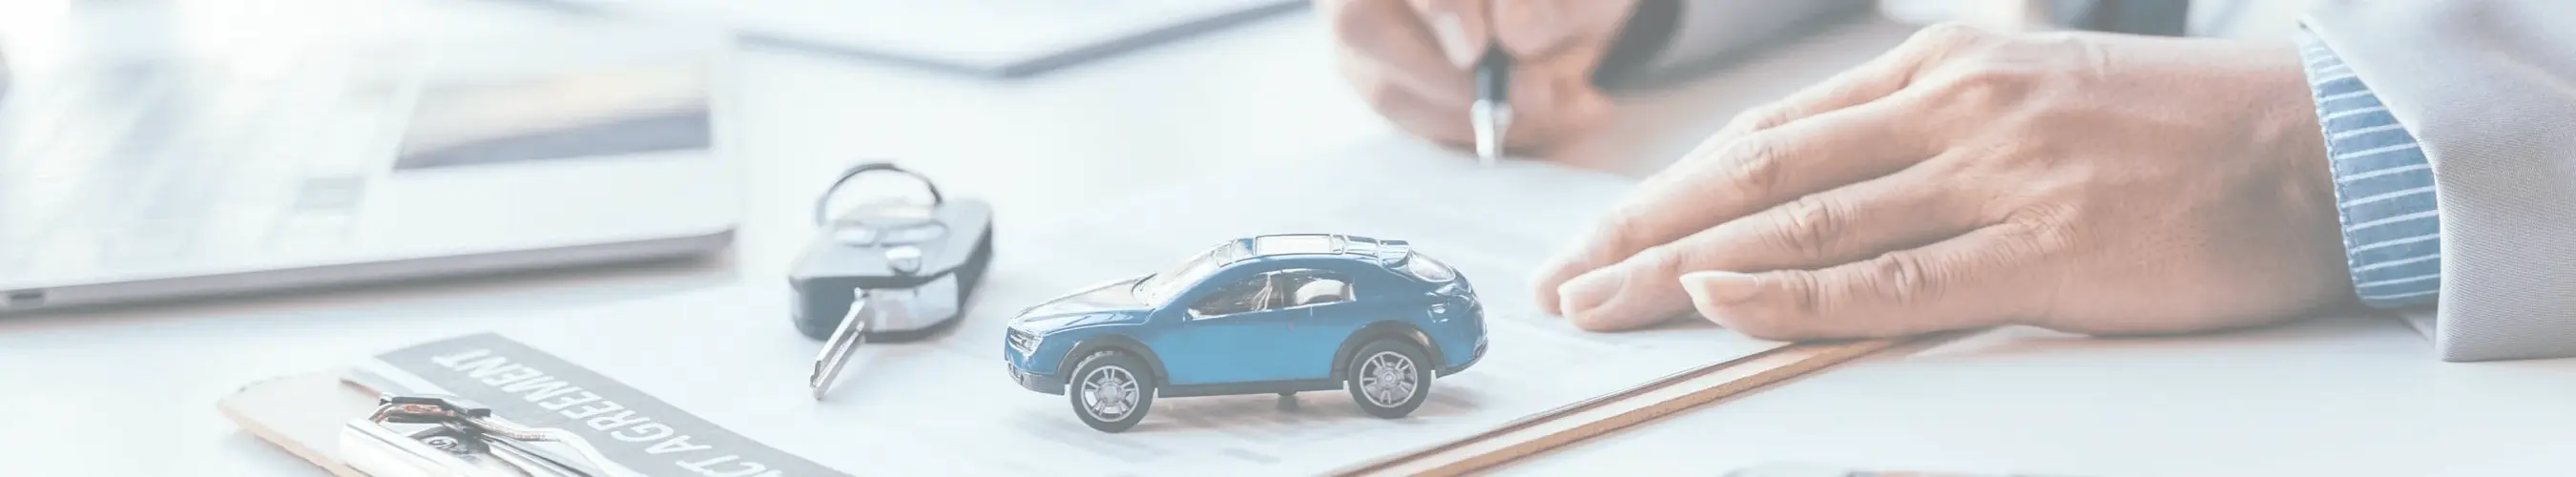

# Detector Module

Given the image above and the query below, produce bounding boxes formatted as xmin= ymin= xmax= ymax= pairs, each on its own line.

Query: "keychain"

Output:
xmin=341 ymin=394 xmax=638 ymax=477
xmin=792 ymin=162 xmax=994 ymax=400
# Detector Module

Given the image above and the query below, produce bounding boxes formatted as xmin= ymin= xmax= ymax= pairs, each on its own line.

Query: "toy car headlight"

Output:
xmin=1434 ymin=282 xmax=1466 ymax=296
xmin=1008 ymin=326 xmax=1044 ymax=356
xmin=1402 ymin=254 xmax=1458 ymax=282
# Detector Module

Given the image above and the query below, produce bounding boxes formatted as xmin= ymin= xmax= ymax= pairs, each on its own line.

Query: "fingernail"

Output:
xmin=1425 ymin=12 xmax=1482 ymax=68
xmin=1680 ymin=271 xmax=1761 ymax=305
xmin=1557 ymin=265 xmax=1630 ymax=319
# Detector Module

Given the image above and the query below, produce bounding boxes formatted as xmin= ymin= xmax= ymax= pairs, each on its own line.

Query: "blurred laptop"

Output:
xmin=521 ymin=0 xmax=1305 ymax=77
xmin=0 ymin=0 xmax=740 ymax=313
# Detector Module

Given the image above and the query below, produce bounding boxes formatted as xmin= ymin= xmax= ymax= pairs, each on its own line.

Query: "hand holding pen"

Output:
xmin=1318 ymin=0 xmax=1641 ymax=158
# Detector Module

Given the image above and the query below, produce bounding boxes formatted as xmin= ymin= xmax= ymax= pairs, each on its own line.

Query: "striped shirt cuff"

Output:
xmin=2296 ymin=31 xmax=2442 ymax=308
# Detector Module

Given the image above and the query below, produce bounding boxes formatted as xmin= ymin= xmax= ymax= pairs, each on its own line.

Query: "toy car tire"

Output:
xmin=1069 ymin=349 xmax=1155 ymax=433
xmin=1345 ymin=338 xmax=1434 ymax=419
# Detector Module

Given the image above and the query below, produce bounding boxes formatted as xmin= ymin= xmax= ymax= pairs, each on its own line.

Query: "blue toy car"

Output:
xmin=1003 ymin=234 xmax=1486 ymax=432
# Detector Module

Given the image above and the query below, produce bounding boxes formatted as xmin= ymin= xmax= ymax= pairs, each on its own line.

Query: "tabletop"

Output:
xmin=8 ymin=2 xmax=2557 ymax=476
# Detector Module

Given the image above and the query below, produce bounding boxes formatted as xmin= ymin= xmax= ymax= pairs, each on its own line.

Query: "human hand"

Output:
xmin=1530 ymin=24 xmax=2349 ymax=341
xmin=1317 ymin=0 xmax=1637 ymax=152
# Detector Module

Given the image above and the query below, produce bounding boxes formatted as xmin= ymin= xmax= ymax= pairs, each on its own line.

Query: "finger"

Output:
xmin=1500 ymin=66 xmax=1610 ymax=150
xmin=1494 ymin=33 xmax=1614 ymax=151
xmin=1337 ymin=20 xmax=1610 ymax=153
xmin=1532 ymin=22 xmax=1990 ymax=318
xmin=1544 ymin=26 xmax=1975 ymax=289
xmin=1631 ymin=23 xmax=1987 ymax=197
xmin=1712 ymin=23 xmax=1987 ymax=139
xmin=1681 ymin=224 xmax=2042 ymax=342
xmin=1330 ymin=0 xmax=1477 ymax=107
xmin=1557 ymin=165 xmax=1983 ymax=331
xmin=1405 ymin=0 xmax=1492 ymax=67
xmin=1532 ymin=96 xmax=1936 ymax=315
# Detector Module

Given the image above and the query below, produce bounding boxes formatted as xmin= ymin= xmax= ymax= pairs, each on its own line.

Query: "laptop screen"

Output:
xmin=392 ymin=64 xmax=712 ymax=170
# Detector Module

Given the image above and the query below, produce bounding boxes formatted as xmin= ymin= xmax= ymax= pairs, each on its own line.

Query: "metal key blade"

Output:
xmin=810 ymin=295 xmax=870 ymax=401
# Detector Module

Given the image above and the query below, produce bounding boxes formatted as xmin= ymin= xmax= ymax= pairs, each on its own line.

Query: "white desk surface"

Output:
xmin=8 ymin=3 xmax=2569 ymax=477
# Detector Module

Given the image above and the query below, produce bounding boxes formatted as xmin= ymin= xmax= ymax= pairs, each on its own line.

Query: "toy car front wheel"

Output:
xmin=1070 ymin=349 xmax=1154 ymax=433
xmin=1345 ymin=338 xmax=1433 ymax=419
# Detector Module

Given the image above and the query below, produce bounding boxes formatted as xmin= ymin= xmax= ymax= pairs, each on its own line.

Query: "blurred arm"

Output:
xmin=1594 ymin=0 xmax=1878 ymax=88
xmin=2301 ymin=0 xmax=2576 ymax=361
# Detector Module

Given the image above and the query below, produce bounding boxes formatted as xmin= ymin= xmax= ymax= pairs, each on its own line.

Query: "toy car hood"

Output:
xmin=1010 ymin=277 xmax=1152 ymax=331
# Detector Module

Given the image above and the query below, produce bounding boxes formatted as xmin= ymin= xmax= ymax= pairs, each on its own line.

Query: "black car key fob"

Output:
xmin=792 ymin=162 xmax=993 ymax=399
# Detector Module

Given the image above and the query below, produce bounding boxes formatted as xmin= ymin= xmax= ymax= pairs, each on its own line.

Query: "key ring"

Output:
xmin=814 ymin=161 xmax=945 ymax=226
xmin=363 ymin=394 xmax=638 ymax=477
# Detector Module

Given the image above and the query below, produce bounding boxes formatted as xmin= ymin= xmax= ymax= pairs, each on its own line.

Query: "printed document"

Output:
xmin=350 ymin=143 xmax=1792 ymax=476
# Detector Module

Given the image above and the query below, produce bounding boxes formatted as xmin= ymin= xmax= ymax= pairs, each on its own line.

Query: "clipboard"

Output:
xmin=220 ymin=336 xmax=1943 ymax=476
xmin=216 ymin=132 xmax=1967 ymax=475
xmin=1339 ymin=336 xmax=1947 ymax=476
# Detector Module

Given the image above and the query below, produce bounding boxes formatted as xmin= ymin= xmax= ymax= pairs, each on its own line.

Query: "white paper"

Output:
xmin=365 ymin=144 xmax=1787 ymax=475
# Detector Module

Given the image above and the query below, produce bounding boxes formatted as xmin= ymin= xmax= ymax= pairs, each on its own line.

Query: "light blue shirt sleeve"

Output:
xmin=2295 ymin=30 xmax=2442 ymax=308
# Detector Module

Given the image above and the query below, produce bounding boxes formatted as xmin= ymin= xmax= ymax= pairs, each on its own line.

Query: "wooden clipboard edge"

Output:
xmin=218 ymin=369 xmax=379 ymax=477
xmin=223 ymin=334 xmax=1958 ymax=477
xmin=1337 ymin=332 xmax=1964 ymax=477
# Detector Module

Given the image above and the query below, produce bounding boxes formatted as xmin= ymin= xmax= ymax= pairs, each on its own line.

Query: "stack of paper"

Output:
xmin=348 ymin=147 xmax=1787 ymax=475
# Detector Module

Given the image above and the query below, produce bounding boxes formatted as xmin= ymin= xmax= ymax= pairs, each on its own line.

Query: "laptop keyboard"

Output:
xmin=0 ymin=56 xmax=386 ymax=280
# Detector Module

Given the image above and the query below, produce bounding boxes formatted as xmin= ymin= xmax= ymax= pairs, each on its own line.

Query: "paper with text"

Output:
xmin=355 ymin=143 xmax=1789 ymax=476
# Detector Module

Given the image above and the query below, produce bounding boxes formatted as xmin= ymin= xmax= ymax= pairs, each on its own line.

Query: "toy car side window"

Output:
xmin=1273 ymin=268 xmax=1353 ymax=308
xmin=1189 ymin=274 xmax=1273 ymax=319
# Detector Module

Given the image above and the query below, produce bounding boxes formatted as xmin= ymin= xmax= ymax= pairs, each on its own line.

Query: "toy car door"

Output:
xmin=1270 ymin=267 xmax=1361 ymax=381
xmin=1150 ymin=269 xmax=1297 ymax=385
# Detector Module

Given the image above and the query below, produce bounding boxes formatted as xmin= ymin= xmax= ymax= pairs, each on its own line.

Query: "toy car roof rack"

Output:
xmin=1244 ymin=234 xmax=1413 ymax=264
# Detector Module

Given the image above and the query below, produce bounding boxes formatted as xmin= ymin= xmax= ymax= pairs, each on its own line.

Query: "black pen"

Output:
xmin=1471 ymin=45 xmax=1512 ymax=165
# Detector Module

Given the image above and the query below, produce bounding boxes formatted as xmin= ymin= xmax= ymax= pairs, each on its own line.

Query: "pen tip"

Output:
xmin=1471 ymin=102 xmax=1510 ymax=166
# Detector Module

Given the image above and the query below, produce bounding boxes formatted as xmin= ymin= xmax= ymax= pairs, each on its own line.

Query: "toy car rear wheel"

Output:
xmin=1345 ymin=338 xmax=1432 ymax=419
xmin=1070 ymin=349 xmax=1154 ymax=433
